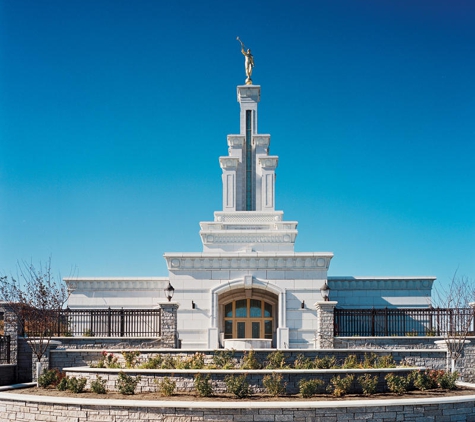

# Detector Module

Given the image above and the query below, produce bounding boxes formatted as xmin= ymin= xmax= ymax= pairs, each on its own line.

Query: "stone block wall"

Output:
xmin=65 ymin=367 xmax=418 ymax=395
xmin=0 ymin=304 xmax=18 ymax=364
xmin=2 ymin=395 xmax=475 ymax=421
xmin=336 ymin=336 xmax=475 ymax=382
xmin=50 ymin=348 xmax=448 ymax=377
xmin=51 ymin=337 xmax=162 ymax=349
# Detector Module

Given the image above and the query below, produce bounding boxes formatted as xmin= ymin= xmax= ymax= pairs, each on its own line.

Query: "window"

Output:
xmin=223 ymin=299 xmax=273 ymax=339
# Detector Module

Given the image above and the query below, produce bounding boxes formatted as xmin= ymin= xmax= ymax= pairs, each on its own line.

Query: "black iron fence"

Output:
xmin=0 ymin=335 xmax=11 ymax=363
xmin=334 ymin=307 xmax=475 ymax=337
xmin=21 ymin=308 xmax=161 ymax=338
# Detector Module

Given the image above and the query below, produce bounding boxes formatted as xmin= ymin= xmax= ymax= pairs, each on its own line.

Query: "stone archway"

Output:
xmin=208 ymin=276 xmax=289 ymax=349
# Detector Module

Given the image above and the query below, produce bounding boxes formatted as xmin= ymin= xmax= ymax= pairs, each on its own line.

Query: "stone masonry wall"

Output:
xmin=50 ymin=348 xmax=448 ymax=373
xmin=50 ymin=337 xmax=162 ymax=349
xmin=336 ymin=336 xmax=475 ymax=382
xmin=65 ymin=367 xmax=418 ymax=395
xmin=2 ymin=396 xmax=475 ymax=421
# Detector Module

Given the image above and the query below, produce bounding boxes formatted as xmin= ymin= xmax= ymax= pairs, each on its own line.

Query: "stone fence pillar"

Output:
xmin=158 ymin=302 xmax=179 ymax=348
xmin=0 ymin=302 xmax=19 ymax=364
xmin=314 ymin=301 xmax=338 ymax=349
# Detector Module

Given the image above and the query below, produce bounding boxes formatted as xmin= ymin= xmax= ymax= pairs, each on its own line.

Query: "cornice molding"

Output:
xmin=219 ymin=157 xmax=240 ymax=170
xmin=259 ymin=156 xmax=278 ymax=169
xmin=227 ymin=135 xmax=245 ymax=148
xmin=253 ymin=135 xmax=270 ymax=148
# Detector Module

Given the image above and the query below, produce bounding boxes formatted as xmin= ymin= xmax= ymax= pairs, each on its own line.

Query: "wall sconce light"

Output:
xmin=301 ymin=300 xmax=305 ymax=309
xmin=164 ymin=282 xmax=175 ymax=302
xmin=321 ymin=281 xmax=330 ymax=302
xmin=192 ymin=300 xmax=196 ymax=309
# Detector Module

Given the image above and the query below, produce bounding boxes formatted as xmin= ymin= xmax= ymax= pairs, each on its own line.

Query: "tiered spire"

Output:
xmin=199 ymin=85 xmax=298 ymax=253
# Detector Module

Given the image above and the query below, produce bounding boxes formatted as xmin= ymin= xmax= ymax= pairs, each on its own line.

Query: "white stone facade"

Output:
xmin=65 ymin=82 xmax=435 ymax=349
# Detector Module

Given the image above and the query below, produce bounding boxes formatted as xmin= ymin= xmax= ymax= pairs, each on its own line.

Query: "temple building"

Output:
xmin=65 ymin=81 xmax=435 ymax=349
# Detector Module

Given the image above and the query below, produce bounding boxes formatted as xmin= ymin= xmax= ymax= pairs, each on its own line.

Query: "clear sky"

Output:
xmin=1 ymin=0 xmax=474 ymax=291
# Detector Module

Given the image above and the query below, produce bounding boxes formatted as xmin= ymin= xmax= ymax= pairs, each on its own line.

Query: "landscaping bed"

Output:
xmin=7 ymin=385 xmax=475 ymax=402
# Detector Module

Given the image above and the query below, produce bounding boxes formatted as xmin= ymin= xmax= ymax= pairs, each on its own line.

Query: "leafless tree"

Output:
xmin=432 ymin=273 xmax=475 ymax=372
xmin=0 ymin=259 xmax=68 ymax=365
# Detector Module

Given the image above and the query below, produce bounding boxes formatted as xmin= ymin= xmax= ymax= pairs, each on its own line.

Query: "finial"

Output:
xmin=237 ymin=37 xmax=254 ymax=85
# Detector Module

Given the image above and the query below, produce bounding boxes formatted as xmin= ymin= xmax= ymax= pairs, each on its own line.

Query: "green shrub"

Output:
xmin=341 ymin=355 xmax=360 ymax=369
xmin=298 ymin=378 xmax=324 ymax=398
xmin=194 ymin=373 xmax=213 ymax=397
xmin=67 ymin=377 xmax=87 ymax=393
xmin=160 ymin=355 xmax=177 ymax=369
xmin=241 ymin=350 xmax=262 ymax=370
xmin=328 ymin=375 xmax=354 ymax=397
xmin=176 ymin=352 xmax=205 ymax=369
xmin=38 ymin=369 xmax=63 ymax=388
xmin=262 ymin=373 xmax=286 ymax=396
xmin=385 ymin=373 xmax=410 ymax=395
xmin=92 ymin=351 xmax=121 ymax=369
xmin=212 ymin=349 xmax=235 ymax=369
xmin=122 ymin=351 xmax=141 ymax=369
xmin=375 ymin=354 xmax=396 ymax=368
xmin=425 ymin=369 xmax=458 ymax=390
xmin=358 ymin=374 xmax=378 ymax=396
xmin=293 ymin=354 xmax=314 ymax=369
xmin=83 ymin=328 xmax=94 ymax=337
xmin=265 ymin=350 xmax=288 ymax=369
xmin=57 ymin=377 xmax=69 ymax=391
xmin=438 ymin=371 xmax=458 ymax=390
xmin=117 ymin=372 xmax=141 ymax=395
xmin=362 ymin=353 xmax=378 ymax=369
xmin=314 ymin=355 xmax=336 ymax=369
xmin=156 ymin=376 xmax=176 ymax=396
xmin=224 ymin=374 xmax=252 ymax=399
xmin=412 ymin=370 xmax=436 ymax=391
xmin=90 ymin=376 xmax=107 ymax=394
xmin=139 ymin=355 xmax=163 ymax=369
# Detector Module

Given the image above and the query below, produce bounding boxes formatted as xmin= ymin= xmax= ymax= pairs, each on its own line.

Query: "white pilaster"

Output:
xmin=220 ymin=157 xmax=239 ymax=211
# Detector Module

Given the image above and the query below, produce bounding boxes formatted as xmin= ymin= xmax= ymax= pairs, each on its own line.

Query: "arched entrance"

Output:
xmin=218 ymin=287 xmax=278 ymax=347
xmin=208 ymin=277 xmax=289 ymax=349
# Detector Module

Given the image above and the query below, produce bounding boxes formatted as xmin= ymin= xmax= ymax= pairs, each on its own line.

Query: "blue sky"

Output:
xmin=1 ymin=0 xmax=474 ymax=290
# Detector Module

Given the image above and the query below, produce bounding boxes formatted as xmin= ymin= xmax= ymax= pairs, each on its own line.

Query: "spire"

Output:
xmin=220 ymin=85 xmax=278 ymax=212
xmin=198 ymin=84 xmax=298 ymax=253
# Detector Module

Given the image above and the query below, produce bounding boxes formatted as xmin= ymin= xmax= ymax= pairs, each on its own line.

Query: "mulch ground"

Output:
xmin=6 ymin=387 xmax=475 ymax=402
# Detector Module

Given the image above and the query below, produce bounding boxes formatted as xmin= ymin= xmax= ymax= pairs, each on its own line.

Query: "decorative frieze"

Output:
xmin=165 ymin=254 xmax=333 ymax=271
xmin=201 ymin=232 xmax=296 ymax=244
xmin=64 ymin=278 xmax=169 ymax=292
xmin=328 ymin=277 xmax=435 ymax=291
xmin=214 ymin=211 xmax=284 ymax=223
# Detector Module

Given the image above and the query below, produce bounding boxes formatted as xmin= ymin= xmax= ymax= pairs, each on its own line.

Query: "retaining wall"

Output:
xmin=337 ymin=336 xmax=475 ymax=382
xmin=49 ymin=348 xmax=448 ymax=375
xmin=2 ymin=392 xmax=475 ymax=421
xmin=65 ymin=366 xmax=420 ymax=395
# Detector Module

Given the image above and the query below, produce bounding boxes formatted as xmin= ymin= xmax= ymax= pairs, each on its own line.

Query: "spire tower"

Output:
xmin=199 ymin=85 xmax=298 ymax=252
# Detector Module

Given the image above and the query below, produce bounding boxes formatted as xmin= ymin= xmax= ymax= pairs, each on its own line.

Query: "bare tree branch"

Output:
xmin=0 ymin=258 xmax=69 ymax=360
xmin=432 ymin=272 xmax=475 ymax=372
